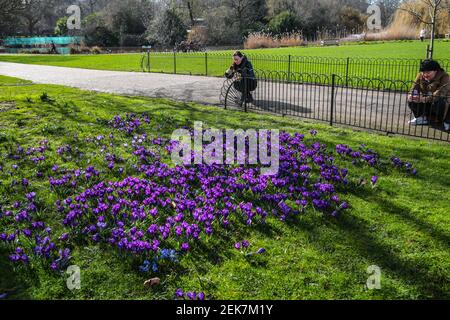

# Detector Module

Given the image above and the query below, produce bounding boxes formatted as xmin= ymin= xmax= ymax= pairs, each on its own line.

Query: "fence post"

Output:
xmin=174 ymin=51 xmax=177 ymax=74
xmin=330 ymin=74 xmax=336 ymax=126
xmin=345 ymin=57 xmax=349 ymax=87
xmin=244 ymin=71 xmax=248 ymax=112
xmin=205 ymin=52 xmax=208 ymax=76
xmin=288 ymin=54 xmax=292 ymax=82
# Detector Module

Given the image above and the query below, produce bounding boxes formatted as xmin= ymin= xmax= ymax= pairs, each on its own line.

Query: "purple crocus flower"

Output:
xmin=371 ymin=176 xmax=378 ymax=185
xmin=197 ymin=292 xmax=205 ymax=300
xmin=340 ymin=202 xmax=349 ymax=210
xmin=59 ymin=233 xmax=69 ymax=241
xmin=175 ymin=288 xmax=184 ymax=298
xmin=186 ymin=292 xmax=196 ymax=300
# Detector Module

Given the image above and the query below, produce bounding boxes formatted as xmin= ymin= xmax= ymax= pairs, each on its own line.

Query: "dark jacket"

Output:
xmin=411 ymin=70 xmax=450 ymax=105
xmin=225 ymin=56 xmax=256 ymax=79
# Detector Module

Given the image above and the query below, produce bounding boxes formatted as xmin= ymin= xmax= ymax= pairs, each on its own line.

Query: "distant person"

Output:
xmin=419 ymin=28 xmax=427 ymax=42
xmin=225 ymin=51 xmax=257 ymax=103
xmin=408 ymin=59 xmax=450 ymax=131
xmin=50 ymin=41 xmax=57 ymax=54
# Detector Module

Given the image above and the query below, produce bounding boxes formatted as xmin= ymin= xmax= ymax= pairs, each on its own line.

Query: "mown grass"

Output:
xmin=0 ymin=75 xmax=449 ymax=300
xmin=0 ymin=40 xmax=449 ymax=81
xmin=0 ymin=75 xmax=32 ymax=85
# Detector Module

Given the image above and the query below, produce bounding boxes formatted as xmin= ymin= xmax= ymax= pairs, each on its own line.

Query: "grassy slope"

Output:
xmin=0 ymin=41 xmax=449 ymax=79
xmin=0 ymin=76 xmax=449 ymax=299
xmin=0 ymin=75 xmax=32 ymax=85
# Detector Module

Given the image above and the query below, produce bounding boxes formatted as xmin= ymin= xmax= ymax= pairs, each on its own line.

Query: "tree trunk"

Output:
xmin=429 ymin=5 xmax=437 ymax=59
xmin=187 ymin=1 xmax=195 ymax=26
xmin=28 ymin=19 xmax=35 ymax=35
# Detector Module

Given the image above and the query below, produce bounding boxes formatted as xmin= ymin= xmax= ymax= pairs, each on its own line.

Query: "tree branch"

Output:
xmin=399 ymin=7 xmax=433 ymax=24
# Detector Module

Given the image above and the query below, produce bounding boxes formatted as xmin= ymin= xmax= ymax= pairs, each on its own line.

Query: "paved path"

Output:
xmin=0 ymin=62 xmax=225 ymax=105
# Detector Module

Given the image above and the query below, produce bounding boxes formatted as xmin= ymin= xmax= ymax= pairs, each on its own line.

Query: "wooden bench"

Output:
xmin=320 ymin=39 xmax=340 ymax=46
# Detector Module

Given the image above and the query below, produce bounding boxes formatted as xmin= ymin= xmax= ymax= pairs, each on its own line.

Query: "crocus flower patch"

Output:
xmin=0 ymin=113 xmax=419 ymax=298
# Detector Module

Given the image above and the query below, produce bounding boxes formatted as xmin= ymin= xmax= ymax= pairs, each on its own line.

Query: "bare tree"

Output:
xmin=0 ymin=0 xmax=23 ymax=15
xmin=0 ymin=0 xmax=24 ymax=34
xmin=16 ymin=0 xmax=58 ymax=35
xmin=375 ymin=0 xmax=402 ymax=27
xmin=224 ymin=0 xmax=267 ymax=32
xmin=185 ymin=0 xmax=196 ymax=26
xmin=400 ymin=0 xmax=449 ymax=58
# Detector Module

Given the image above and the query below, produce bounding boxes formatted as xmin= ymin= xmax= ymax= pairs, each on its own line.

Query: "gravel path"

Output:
xmin=0 ymin=62 xmax=225 ymax=105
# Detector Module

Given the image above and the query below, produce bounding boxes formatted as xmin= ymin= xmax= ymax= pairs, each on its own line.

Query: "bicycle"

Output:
xmin=220 ymin=72 xmax=256 ymax=110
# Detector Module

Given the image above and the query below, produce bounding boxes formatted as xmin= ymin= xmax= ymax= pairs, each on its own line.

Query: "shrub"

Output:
xmin=119 ymin=34 xmax=146 ymax=47
xmin=364 ymin=25 xmax=418 ymax=41
xmin=69 ymin=44 xmax=81 ymax=54
xmin=80 ymin=42 xmax=91 ymax=54
xmin=268 ymin=11 xmax=303 ymax=35
xmin=54 ymin=17 xmax=69 ymax=36
xmin=90 ymin=46 xmax=103 ymax=54
xmin=244 ymin=32 xmax=305 ymax=49
xmin=187 ymin=26 xmax=208 ymax=46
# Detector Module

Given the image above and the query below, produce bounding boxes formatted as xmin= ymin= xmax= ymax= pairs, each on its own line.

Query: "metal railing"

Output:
xmin=220 ymin=70 xmax=450 ymax=142
xmin=141 ymin=51 xmax=450 ymax=88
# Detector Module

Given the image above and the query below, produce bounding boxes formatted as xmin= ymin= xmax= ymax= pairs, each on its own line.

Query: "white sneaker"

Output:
xmin=444 ymin=122 xmax=450 ymax=131
xmin=409 ymin=116 xmax=428 ymax=125
xmin=408 ymin=118 xmax=417 ymax=124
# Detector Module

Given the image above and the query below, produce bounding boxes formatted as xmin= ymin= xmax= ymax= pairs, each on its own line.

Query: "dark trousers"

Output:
xmin=233 ymin=78 xmax=257 ymax=98
xmin=408 ymin=98 xmax=449 ymax=123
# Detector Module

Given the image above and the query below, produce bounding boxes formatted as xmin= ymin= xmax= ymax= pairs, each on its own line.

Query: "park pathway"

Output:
xmin=0 ymin=62 xmax=224 ymax=105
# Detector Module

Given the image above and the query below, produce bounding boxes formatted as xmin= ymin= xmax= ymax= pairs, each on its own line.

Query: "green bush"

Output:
xmin=268 ymin=11 xmax=303 ymax=35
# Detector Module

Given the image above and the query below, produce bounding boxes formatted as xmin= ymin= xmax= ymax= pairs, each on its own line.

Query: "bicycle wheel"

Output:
xmin=224 ymin=81 xmax=243 ymax=110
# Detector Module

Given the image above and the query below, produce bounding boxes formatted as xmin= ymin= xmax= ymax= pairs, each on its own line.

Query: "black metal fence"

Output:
xmin=141 ymin=51 xmax=450 ymax=88
xmin=220 ymin=70 xmax=450 ymax=142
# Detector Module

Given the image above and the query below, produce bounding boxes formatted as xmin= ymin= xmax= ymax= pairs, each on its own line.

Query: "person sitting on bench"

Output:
xmin=225 ymin=51 xmax=257 ymax=103
xmin=408 ymin=59 xmax=450 ymax=131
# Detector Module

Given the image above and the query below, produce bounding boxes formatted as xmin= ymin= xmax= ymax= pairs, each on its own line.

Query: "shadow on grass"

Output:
xmin=0 ymin=248 xmax=32 ymax=299
xmin=283 ymin=209 xmax=449 ymax=298
xmin=340 ymin=213 xmax=448 ymax=298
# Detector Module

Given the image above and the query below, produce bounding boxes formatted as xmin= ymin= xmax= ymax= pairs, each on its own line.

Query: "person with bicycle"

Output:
xmin=225 ymin=51 xmax=257 ymax=103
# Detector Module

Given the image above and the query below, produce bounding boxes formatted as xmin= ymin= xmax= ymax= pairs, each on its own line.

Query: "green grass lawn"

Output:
xmin=0 ymin=75 xmax=449 ymax=300
xmin=247 ymin=40 xmax=450 ymax=58
xmin=0 ymin=40 xmax=449 ymax=82
xmin=0 ymin=75 xmax=32 ymax=85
